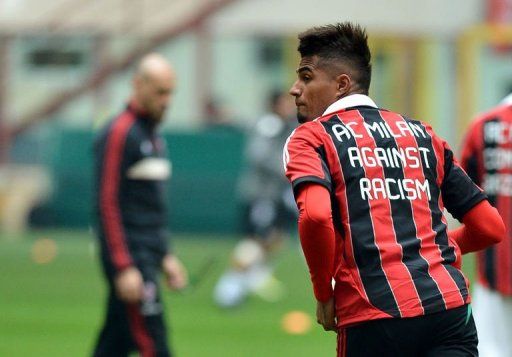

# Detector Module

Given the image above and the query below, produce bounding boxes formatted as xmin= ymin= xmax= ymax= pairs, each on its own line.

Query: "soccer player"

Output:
xmin=214 ymin=90 xmax=297 ymax=307
xmin=460 ymin=92 xmax=512 ymax=357
xmin=283 ymin=22 xmax=505 ymax=356
xmin=92 ymin=53 xmax=187 ymax=357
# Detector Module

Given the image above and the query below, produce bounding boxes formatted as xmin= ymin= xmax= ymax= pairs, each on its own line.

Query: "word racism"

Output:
xmin=331 ymin=119 xmax=431 ymax=201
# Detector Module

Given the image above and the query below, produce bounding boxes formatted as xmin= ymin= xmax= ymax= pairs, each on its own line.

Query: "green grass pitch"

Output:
xmin=0 ymin=230 xmax=475 ymax=356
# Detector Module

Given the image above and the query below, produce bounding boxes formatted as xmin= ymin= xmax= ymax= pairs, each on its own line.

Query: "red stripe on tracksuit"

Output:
xmin=127 ymin=305 xmax=155 ymax=357
xmin=382 ymin=111 xmax=464 ymax=309
xmin=100 ymin=112 xmax=136 ymax=271
xmin=337 ymin=329 xmax=346 ymax=357
xmin=349 ymin=111 xmax=424 ymax=317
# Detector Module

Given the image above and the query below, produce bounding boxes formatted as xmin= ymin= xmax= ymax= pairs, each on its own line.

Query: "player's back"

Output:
xmin=319 ymin=106 xmax=441 ymax=253
xmin=294 ymin=105 xmax=476 ymax=326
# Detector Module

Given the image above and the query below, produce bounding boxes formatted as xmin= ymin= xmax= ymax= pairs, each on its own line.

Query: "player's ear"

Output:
xmin=335 ymin=74 xmax=351 ymax=98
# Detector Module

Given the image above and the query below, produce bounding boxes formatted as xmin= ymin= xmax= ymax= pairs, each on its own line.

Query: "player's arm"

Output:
xmin=283 ymin=124 xmax=336 ymax=331
xmin=296 ymin=183 xmax=335 ymax=301
xmin=448 ymin=200 xmax=504 ymax=254
xmin=296 ymin=183 xmax=336 ymax=331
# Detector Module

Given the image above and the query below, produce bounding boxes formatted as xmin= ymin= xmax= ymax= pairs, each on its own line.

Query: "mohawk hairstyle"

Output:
xmin=298 ymin=22 xmax=372 ymax=93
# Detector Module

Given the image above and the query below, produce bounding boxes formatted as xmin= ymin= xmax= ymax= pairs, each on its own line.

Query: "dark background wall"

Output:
xmin=24 ymin=126 xmax=246 ymax=234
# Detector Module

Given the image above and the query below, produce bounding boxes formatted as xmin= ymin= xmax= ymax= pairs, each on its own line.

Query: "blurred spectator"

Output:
xmin=460 ymin=91 xmax=512 ymax=357
xmin=92 ymin=53 xmax=187 ymax=357
xmin=202 ymin=97 xmax=238 ymax=130
xmin=213 ymin=89 xmax=297 ymax=308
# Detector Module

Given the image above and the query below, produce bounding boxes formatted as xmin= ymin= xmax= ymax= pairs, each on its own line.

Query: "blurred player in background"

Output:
xmin=284 ymin=22 xmax=505 ymax=356
xmin=93 ymin=53 xmax=188 ymax=357
xmin=213 ymin=90 xmax=297 ymax=308
xmin=460 ymin=92 xmax=512 ymax=357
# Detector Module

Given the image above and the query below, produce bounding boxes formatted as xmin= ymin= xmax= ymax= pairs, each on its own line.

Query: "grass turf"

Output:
xmin=0 ymin=230 xmax=475 ymax=356
xmin=0 ymin=231 xmax=333 ymax=356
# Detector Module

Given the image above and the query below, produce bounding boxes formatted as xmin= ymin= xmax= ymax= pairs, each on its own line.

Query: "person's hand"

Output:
xmin=115 ymin=266 xmax=144 ymax=303
xmin=316 ymin=296 xmax=337 ymax=332
xmin=162 ymin=254 xmax=188 ymax=290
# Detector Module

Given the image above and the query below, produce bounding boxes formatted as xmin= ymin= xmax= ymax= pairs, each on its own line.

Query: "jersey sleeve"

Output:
xmin=283 ymin=124 xmax=332 ymax=195
xmin=296 ymin=183 xmax=335 ymax=302
xmin=449 ymin=200 xmax=504 ymax=254
xmin=441 ymin=140 xmax=487 ymax=221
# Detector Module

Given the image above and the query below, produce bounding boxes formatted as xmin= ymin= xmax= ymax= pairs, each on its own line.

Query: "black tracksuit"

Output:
xmin=93 ymin=103 xmax=172 ymax=357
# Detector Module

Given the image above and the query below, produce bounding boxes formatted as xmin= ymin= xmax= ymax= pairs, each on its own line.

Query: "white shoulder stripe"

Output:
xmin=282 ymin=128 xmax=297 ymax=172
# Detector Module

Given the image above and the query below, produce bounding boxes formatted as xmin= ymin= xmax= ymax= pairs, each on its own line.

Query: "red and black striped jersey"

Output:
xmin=284 ymin=95 xmax=486 ymax=327
xmin=460 ymin=99 xmax=512 ymax=296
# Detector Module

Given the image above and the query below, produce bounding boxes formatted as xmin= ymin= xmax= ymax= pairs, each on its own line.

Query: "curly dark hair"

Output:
xmin=298 ymin=22 xmax=372 ymax=93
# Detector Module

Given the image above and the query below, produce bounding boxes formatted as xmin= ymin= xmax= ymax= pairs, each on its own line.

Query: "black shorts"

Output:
xmin=337 ymin=304 xmax=478 ymax=357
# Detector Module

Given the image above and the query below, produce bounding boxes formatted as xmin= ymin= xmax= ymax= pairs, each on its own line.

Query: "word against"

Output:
xmin=348 ymin=147 xmax=430 ymax=169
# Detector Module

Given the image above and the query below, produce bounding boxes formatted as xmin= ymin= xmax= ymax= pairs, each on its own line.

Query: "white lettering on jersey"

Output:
xmin=360 ymin=178 xmax=431 ymax=201
xmin=347 ymin=147 xmax=431 ymax=169
xmin=332 ymin=119 xmax=427 ymax=142
xmin=332 ymin=124 xmax=354 ymax=142
xmin=484 ymin=121 xmax=512 ymax=144
xmin=482 ymin=173 xmax=512 ymax=196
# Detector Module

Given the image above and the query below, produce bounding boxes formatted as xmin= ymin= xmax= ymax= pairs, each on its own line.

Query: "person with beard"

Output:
xmin=92 ymin=53 xmax=187 ymax=357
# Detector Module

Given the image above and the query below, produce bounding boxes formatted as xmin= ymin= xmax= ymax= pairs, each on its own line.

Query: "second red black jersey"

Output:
xmin=284 ymin=101 xmax=486 ymax=327
xmin=461 ymin=101 xmax=512 ymax=296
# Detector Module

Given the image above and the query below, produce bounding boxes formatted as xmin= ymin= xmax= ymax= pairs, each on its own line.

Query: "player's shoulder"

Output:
xmin=286 ymin=120 xmax=324 ymax=143
xmin=460 ymin=104 xmax=512 ymax=138
xmin=316 ymin=109 xmax=351 ymax=124
xmin=474 ymin=103 xmax=512 ymax=123
xmin=111 ymin=110 xmax=140 ymax=136
xmin=96 ymin=109 xmax=139 ymax=144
